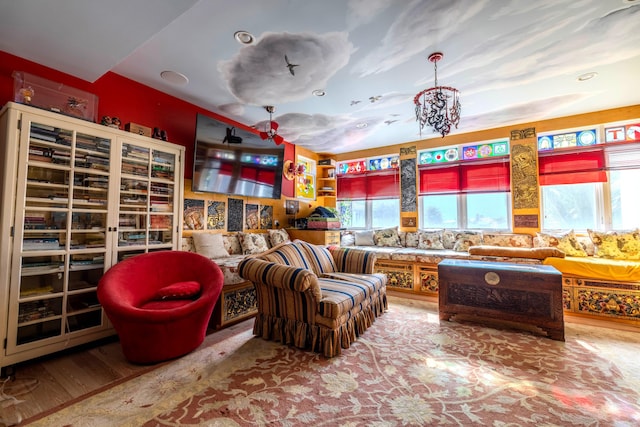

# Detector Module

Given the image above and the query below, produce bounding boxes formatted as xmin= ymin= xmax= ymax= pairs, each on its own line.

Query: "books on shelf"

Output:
xmin=23 ymin=238 xmax=60 ymax=251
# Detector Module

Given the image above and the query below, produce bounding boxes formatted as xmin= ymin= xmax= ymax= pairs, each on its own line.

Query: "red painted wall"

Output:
xmin=0 ymin=50 xmax=294 ymax=196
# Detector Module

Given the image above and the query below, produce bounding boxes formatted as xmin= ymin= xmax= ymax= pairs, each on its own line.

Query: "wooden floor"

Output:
xmin=0 ymin=319 xmax=253 ymax=426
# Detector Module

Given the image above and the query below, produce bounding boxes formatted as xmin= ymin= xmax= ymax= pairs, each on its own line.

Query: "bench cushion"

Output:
xmin=543 ymin=256 xmax=640 ymax=282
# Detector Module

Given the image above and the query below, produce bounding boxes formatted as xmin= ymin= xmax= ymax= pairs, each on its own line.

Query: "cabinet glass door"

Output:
xmin=67 ymin=131 xmax=111 ymax=334
xmin=117 ymin=142 xmax=178 ymax=261
xmin=9 ymin=117 xmax=113 ymax=352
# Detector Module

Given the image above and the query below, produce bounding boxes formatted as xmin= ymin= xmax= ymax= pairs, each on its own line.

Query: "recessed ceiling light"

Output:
xmin=160 ymin=70 xmax=189 ymax=85
xmin=623 ymin=0 xmax=638 ymax=4
xmin=234 ymin=30 xmax=254 ymax=45
xmin=577 ymin=72 xmax=598 ymax=82
xmin=356 ymin=122 xmax=368 ymax=129
xmin=312 ymin=89 xmax=326 ymax=97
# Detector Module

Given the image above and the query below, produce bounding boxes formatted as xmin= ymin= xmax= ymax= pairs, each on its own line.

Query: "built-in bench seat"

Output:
xmin=342 ymin=227 xmax=640 ymax=325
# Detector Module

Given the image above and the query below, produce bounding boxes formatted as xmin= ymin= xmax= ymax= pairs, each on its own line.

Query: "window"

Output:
xmin=418 ymin=155 xmax=511 ymax=230
xmin=539 ymin=140 xmax=640 ymax=231
xmin=610 ymin=169 xmax=640 ymax=229
xmin=467 ymin=193 xmax=510 ymax=229
xmin=337 ymin=199 xmax=400 ymax=228
xmin=336 ymin=156 xmax=400 ymax=229
xmin=420 ymin=194 xmax=458 ymax=228
xmin=419 ymin=193 xmax=510 ymax=229
xmin=541 ymin=183 xmax=600 ymax=230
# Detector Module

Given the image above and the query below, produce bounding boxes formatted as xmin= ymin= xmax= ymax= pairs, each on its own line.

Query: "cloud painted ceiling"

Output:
xmin=1 ymin=0 xmax=639 ymax=154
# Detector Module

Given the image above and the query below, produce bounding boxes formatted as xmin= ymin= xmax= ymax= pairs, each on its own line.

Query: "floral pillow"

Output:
xmin=452 ymin=231 xmax=483 ymax=252
xmin=373 ymin=227 xmax=402 ymax=247
xmin=483 ymin=233 xmax=533 ymax=248
xmin=418 ymin=229 xmax=445 ymax=250
xmin=341 ymin=232 xmax=355 ymax=247
xmin=442 ymin=229 xmax=457 ymax=250
xmin=268 ymin=229 xmax=291 ymax=247
xmin=588 ymin=229 xmax=640 ymax=260
xmin=535 ymin=230 xmax=587 ymax=257
xmin=404 ymin=232 xmax=419 ymax=248
xmin=238 ymin=232 xmax=270 ymax=255
xmin=224 ymin=234 xmax=243 ymax=255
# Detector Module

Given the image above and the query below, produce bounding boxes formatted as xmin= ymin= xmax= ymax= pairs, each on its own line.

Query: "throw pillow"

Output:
xmin=373 ymin=227 xmax=402 ymax=247
xmin=268 ymin=229 xmax=291 ymax=247
xmin=354 ymin=230 xmax=375 ymax=246
xmin=535 ymin=230 xmax=588 ymax=257
xmin=238 ymin=232 xmax=270 ymax=254
xmin=418 ymin=229 xmax=445 ymax=250
xmin=154 ymin=281 xmax=201 ymax=300
xmin=192 ymin=233 xmax=230 ymax=259
xmin=482 ymin=233 xmax=533 ymax=248
xmin=224 ymin=234 xmax=243 ymax=255
xmin=442 ymin=229 xmax=457 ymax=249
xmin=404 ymin=231 xmax=419 ymax=248
xmin=341 ymin=232 xmax=355 ymax=247
xmin=452 ymin=231 xmax=483 ymax=252
xmin=588 ymin=229 xmax=640 ymax=260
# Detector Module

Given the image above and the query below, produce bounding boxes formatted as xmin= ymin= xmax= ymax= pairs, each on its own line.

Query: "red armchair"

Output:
xmin=97 ymin=251 xmax=223 ymax=364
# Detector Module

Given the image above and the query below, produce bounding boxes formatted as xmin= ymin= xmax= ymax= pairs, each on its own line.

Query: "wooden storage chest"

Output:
xmin=438 ymin=259 xmax=564 ymax=340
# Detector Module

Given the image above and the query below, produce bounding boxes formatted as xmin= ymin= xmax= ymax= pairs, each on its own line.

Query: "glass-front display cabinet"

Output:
xmin=0 ymin=102 xmax=184 ymax=370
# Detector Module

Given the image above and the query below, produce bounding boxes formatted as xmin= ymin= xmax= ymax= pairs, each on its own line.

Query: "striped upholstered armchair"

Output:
xmin=238 ymin=240 xmax=387 ymax=357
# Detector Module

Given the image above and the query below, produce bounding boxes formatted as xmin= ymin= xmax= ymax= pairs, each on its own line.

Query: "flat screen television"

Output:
xmin=192 ymin=113 xmax=285 ymax=199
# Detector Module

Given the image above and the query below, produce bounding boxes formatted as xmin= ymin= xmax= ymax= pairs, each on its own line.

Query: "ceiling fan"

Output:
xmin=259 ymin=105 xmax=284 ymax=145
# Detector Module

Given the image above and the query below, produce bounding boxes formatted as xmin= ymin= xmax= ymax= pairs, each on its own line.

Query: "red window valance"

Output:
xmin=419 ymin=159 xmax=510 ymax=195
xmin=538 ymin=149 xmax=606 ymax=185
xmin=337 ymin=170 xmax=399 ymax=200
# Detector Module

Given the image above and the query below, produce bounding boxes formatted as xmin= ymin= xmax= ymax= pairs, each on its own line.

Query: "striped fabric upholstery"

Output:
xmin=317 ymin=277 xmax=368 ymax=319
xmin=320 ymin=272 xmax=386 ymax=299
xmin=295 ymin=240 xmax=337 ymax=275
xmin=258 ymin=241 xmax=313 ymax=270
xmin=329 ymin=247 xmax=377 ymax=274
xmin=237 ymin=257 xmax=322 ymax=301
xmin=238 ymin=241 xmax=388 ymax=358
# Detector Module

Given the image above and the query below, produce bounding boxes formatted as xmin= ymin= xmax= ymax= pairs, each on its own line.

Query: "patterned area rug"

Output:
xmin=24 ymin=297 xmax=640 ymax=426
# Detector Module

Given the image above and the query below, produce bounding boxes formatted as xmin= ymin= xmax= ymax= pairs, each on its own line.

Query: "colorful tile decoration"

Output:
xmin=418 ymin=147 xmax=458 ymax=164
xmin=183 ymin=199 xmax=205 ymax=230
xmin=461 ymin=140 xmax=509 ymax=160
xmin=260 ymin=205 xmax=273 ymax=229
xmin=368 ymin=155 xmax=400 ymax=171
xmin=605 ymin=123 xmax=640 ymax=143
xmin=227 ymin=198 xmax=243 ymax=232
xmin=245 ymin=204 xmax=259 ymax=229
xmin=207 ymin=200 xmax=225 ymax=230
xmin=537 ymin=129 xmax=598 ymax=151
xmin=337 ymin=159 xmax=366 ymax=175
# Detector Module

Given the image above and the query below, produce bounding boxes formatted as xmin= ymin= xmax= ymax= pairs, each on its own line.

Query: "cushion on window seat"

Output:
xmin=543 ymin=256 xmax=640 ymax=282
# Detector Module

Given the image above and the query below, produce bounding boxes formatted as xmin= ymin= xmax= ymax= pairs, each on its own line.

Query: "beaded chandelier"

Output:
xmin=414 ymin=52 xmax=461 ymax=138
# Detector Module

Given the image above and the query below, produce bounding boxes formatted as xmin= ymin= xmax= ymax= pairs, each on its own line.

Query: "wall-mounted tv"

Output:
xmin=192 ymin=113 xmax=284 ymax=199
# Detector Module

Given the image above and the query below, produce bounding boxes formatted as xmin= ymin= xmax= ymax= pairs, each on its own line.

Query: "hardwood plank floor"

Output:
xmin=0 ymin=319 xmax=254 ymax=426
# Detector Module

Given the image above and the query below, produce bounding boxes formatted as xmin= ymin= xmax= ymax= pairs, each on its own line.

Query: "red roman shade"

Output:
xmin=539 ymin=149 xmax=606 ymax=185
xmin=419 ymin=159 xmax=510 ymax=195
xmin=337 ymin=170 xmax=399 ymax=200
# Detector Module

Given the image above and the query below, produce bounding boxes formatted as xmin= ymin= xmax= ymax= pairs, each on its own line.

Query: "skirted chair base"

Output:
xmin=253 ymin=291 xmax=387 ymax=357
